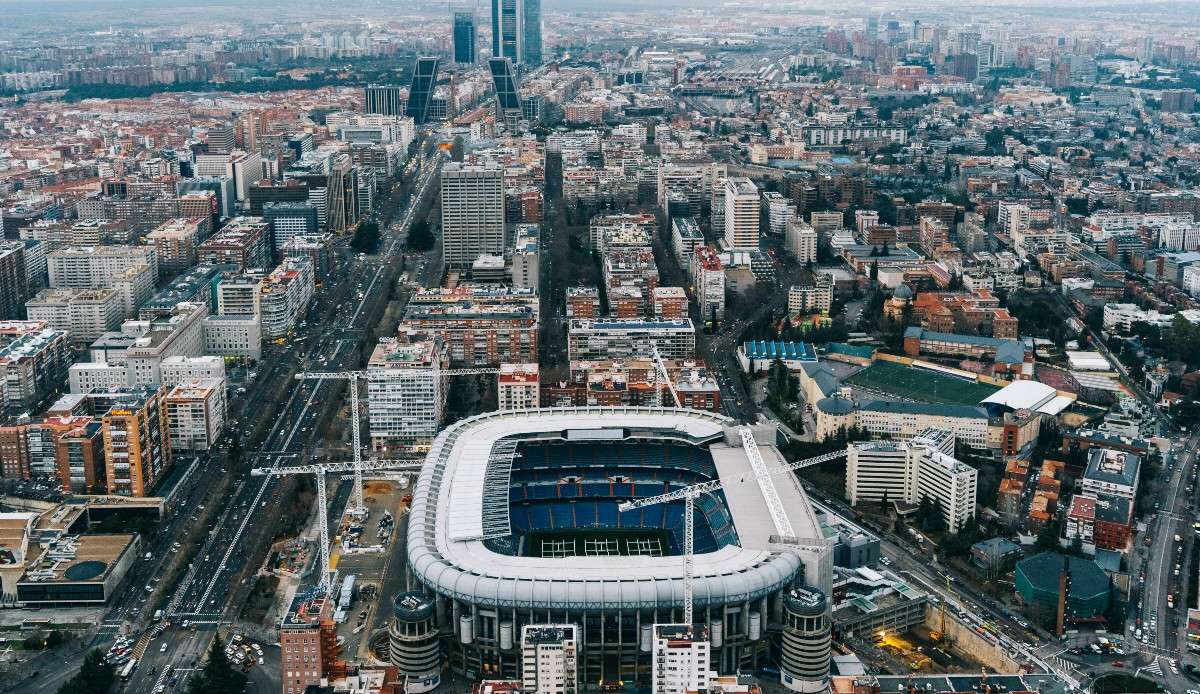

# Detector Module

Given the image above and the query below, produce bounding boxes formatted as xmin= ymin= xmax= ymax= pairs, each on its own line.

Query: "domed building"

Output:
xmin=814 ymin=395 xmax=856 ymax=441
xmin=884 ymin=284 xmax=914 ymax=320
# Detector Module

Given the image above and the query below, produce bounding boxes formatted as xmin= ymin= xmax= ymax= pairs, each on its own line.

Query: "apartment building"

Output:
xmin=511 ymin=224 xmax=539 ymax=290
xmin=196 ymin=216 xmax=270 ymax=270
xmin=567 ymin=319 xmax=696 ymax=362
xmin=280 ymin=588 xmax=343 ymax=694
xmin=101 ymin=386 xmax=170 ymax=497
xmin=145 ymin=217 xmax=210 ymax=275
xmin=366 ymin=337 xmax=448 ymax=452
xmin=216 ymin=273 xmax=263 ymax=316
xmin=47 ymin=245 xmax=158 ymax=290
xmin=498 ymin=363 xmax=539 ymax=410
xmin=164 ymin=377 xmax=227 ymax=452
xmin=0 ymin=326 xmax=71 ymax=412
xmin=671 ymin=216 xmax=704 ymax=269
xmin=845 ymin=430 xmax=977 ymax=531
xmin=259 ymin=258 xmax=314 ymax=339
xmin=0 ymin=241 xmax=29 ymax=320
xmin=160 ymin=355 xmax=226 ymax=387
xmin=400 ymin=286 xmax=539 ymax=366
xmin=724 ymin=177 xmax=760 ymax=251
xmin=691 ymin=246 xmax=725 ymax=324
xmin=652 ymin=624 xmax=713 ymax=694
xmin=25 ymin=287 xmax=123 ymax=343
xmin=786 ymin=217 xmax=818 ymax=264
xmin=202 ymin=315 xmax=262 ymax=360
xmin=521 ymin=625 xmax=579 ymax=694
xmin=787 ymin=274 xmax=833 ymax=315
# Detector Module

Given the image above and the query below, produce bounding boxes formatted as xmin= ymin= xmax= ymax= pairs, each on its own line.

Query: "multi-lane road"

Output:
xmin=14 ymin=139 xmax=445 ymax=694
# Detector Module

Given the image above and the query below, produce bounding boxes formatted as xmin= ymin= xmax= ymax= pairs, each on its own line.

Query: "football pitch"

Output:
xmin=524 ymin=529 xmax=673 ymax=558
xmin=843 ymin=361 xmax=1000 ymax=406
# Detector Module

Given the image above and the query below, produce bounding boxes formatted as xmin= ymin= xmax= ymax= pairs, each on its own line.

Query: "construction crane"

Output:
xmin=619 ymin=432 xmax=845 ymax=624
xmin=251 ymin=458 xmax=423 ymax=589
xmin=296 ymin=366 xmax=498 ymax=517
xmin=647 ymin=341 xmax=681 ymax=408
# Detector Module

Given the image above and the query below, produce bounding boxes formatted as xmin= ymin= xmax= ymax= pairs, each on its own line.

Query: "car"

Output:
xmin=160 ymin=643 xmax=168 ymax=653
xmin=258 ymin=657 xmax=264 ymax=665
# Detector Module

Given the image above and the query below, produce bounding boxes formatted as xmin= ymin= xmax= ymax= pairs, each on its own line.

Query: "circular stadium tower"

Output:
xmin=780 ymin=587 xmax=832 ymax=693
xmin=388 ymin=592 xmax=441 ymax=692
xmin=406 ymin=407 xmax=833 ymax=687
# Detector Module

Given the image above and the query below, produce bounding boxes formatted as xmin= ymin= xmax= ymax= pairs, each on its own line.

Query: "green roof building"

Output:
xmin=1015 ymin=552 xmax=1112 ymax=626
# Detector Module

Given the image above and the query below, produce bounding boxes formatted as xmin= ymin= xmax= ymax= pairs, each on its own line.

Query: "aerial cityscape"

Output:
xmin=2 ymin=1 xmax=1200 ymax=693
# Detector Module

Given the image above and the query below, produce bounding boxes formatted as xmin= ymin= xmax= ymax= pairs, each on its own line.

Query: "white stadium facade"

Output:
xmin=403 ymin=406 xmax=833 ymax=688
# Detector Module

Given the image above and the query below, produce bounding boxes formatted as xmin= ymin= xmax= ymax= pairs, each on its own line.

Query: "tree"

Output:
xmin=350 ymin=220 xmax=380 ymax=253
xmin=57 ymin=649 xmax=114 ymax=694
xmin=187 ymin=637 xmax=247 ymax=694
xmin=406 ymin=219 xmax=436 ymax=252
xmin=1036 ymin=518 xmax=1062 ymax=552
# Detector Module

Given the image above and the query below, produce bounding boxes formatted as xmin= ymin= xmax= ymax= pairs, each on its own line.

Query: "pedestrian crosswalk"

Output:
xmin=1143 ymin=658 xmax=1164 ymax=677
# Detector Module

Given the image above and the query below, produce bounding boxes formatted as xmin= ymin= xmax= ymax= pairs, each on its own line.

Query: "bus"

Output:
xmin=119 ymin=659 xmax=137 ymax=681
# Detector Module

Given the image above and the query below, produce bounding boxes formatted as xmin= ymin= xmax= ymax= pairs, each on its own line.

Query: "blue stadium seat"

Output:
xmin=550 ymin=503 xmax=573 ymax=529
xmin=528 ymin=506 xmax=550 ymax=529
xmin=575 ymin=503 xmax=597 ymax=527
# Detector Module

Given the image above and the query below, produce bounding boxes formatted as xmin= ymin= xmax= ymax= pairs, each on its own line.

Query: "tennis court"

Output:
xmin=844 ymin=361 xmax=999 ymax=406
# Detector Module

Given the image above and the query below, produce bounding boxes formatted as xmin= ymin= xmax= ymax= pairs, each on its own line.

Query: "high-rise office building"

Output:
xmin=364 ymin=84 xmax=405 ymax=117
xmin=492 ymin=0 xmax=541 ymax=66
xmin=453 ymin=9 xmax=478 ymax=64
xmin=263 ymin=202 xmax=319 ymax=254
xmin=440 ymin=163 xmax=505 ymax=269
xmin=406 ymin=57 xmax=441 ymax=125
xmin=489 ymin=57 xmax=523 ymax=131
xmin=522 ymin=0 xmax=542 ymax=66
xmin=723 ymin=177 xmax=760 ymax=250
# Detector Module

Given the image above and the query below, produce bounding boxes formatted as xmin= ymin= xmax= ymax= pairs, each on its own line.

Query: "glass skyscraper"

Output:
xmin=452 ymin=10 xmax=477 ymax=65
xmin=491 ymin=0 xmax=541 ymax=67
xmin=406 ymin=57 xmax=441 ymax=125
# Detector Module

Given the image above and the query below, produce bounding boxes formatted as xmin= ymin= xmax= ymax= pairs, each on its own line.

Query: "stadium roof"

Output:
xmin=407 ymin=408 xmax=823 ymax=610
xmin=980 ymin=381 xmax=1073 ymax=415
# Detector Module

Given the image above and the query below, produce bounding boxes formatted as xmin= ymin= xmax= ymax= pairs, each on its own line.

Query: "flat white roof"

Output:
xmin=980 ymin=380 xmax=1056 ymax=411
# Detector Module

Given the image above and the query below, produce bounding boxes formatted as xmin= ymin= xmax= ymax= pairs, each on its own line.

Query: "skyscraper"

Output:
xmin=522 ymin=0 xmax=542 ymax=66
xmin=452 ymin=8 xmax=477 ymax=65
xmin=364 ymin=84 xmax=404 ymax=117
xmin=488 ymin=57 xmax=523 ymax=131
xmin=440 ymin=162 xmax=505 ymax=269
xmin=406 ymin=57 xmax=441 ymax=125
xmin=492 ymin=0 xmax=541 ymax=66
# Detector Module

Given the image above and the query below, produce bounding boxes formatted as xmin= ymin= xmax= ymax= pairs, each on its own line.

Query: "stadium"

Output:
xmin=405 ymin=406 xmax=833 ymax=687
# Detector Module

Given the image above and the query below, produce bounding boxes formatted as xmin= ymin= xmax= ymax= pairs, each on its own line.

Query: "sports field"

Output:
xmin=524 ymin=529 xmax=673 ymax=558
xmin=843 ymin=361 xmax=1000 ymax=406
